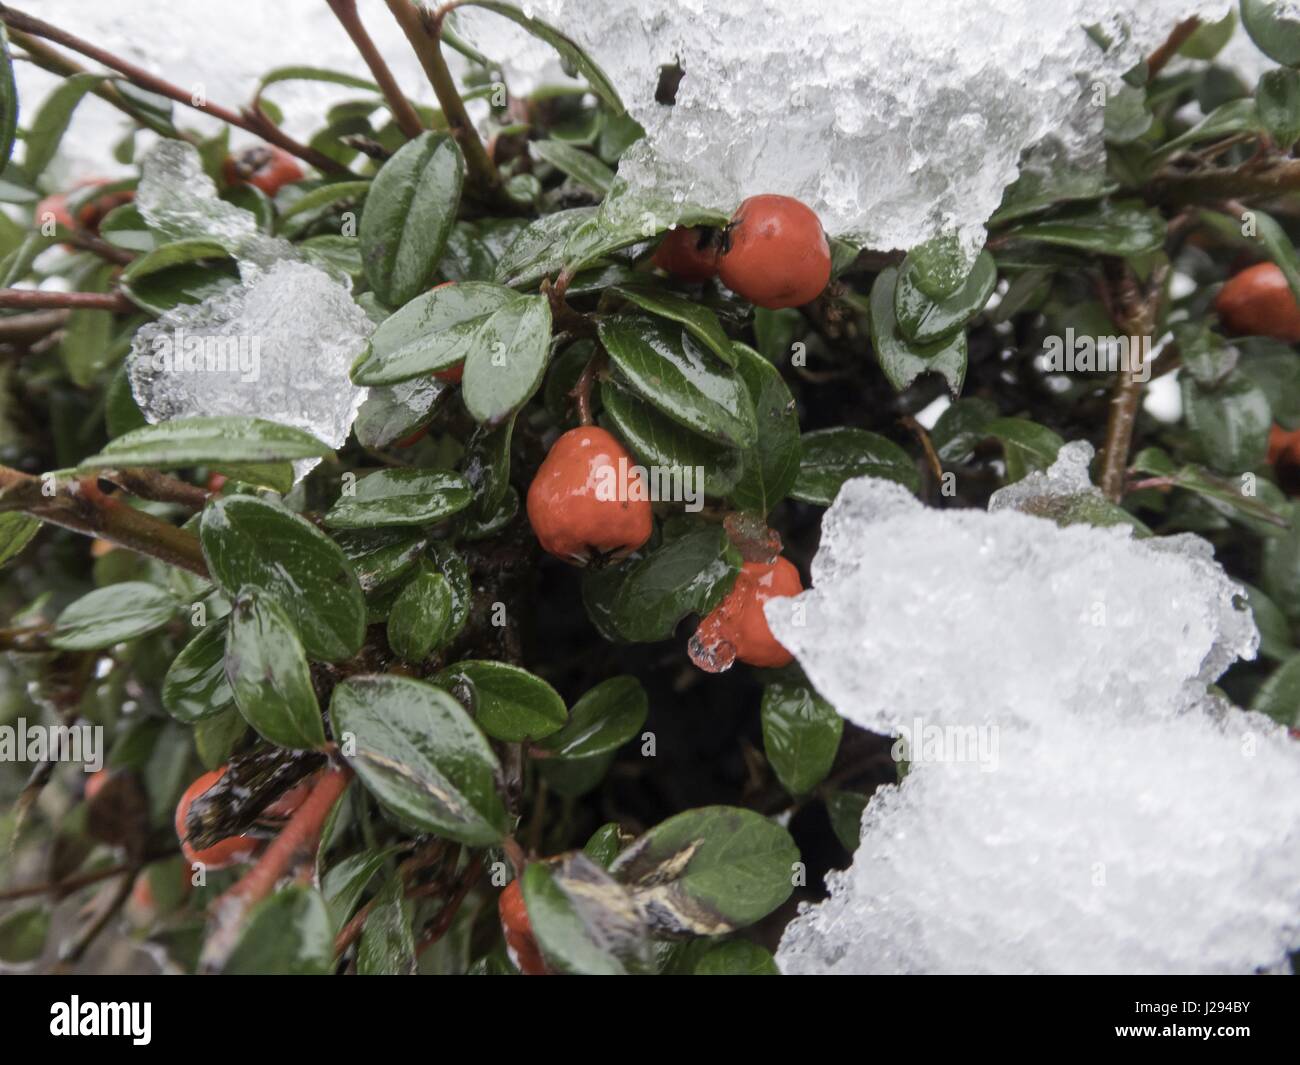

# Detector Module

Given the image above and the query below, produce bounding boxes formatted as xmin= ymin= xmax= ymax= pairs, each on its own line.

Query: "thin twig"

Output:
xmin=0 ymin=468 xmax=210 ymax=576
xmin=383 ymin=0 xmax=500 ymax=194
xmin=0 ymin=4 xmax=347 ymax=175
xmin=1145 ymin=17 xmax=1201 ymax=80
xmin=327 ymin=0 xmax=426 ymax=140
xmin=0 ymin=289 xmax=134 ymax=312
xmin=416 ymin=851 xmax=483 ymax=955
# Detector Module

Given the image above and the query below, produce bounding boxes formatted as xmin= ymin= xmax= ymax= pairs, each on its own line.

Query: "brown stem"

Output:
xmin=0 ymin=858 xmax=138 ymax=901
xmin=1145 ymin=17 xmax=1200 ymax=79
xmin=200 ymin=766 xmax=352 ymax=972
xmin=900 ymin=415 xmax=943 ymax=491
xmin=569 ymin=345 xmax=606 ymax=427
xmin=326 ymin=0 xmax=426 ymax=140
xmin=0 ymin=4 xmax=347 ymax=175
xmin=1148 ymin=157 xmax=1300 ymax=207
xmin=64 ymin=228 xmax=136 ymax=267
xmin=0 ymin=309 xmax=69 ymax=342
xmin=0 ymin=289 xmax=134 ymax=312
xmin=1098 ymin=262 xmax=1169 ymax=502
xmin=97 ymin=468 xmax=209 ymax=510
xmin=383 ymin=0 xmax=500 ymax=193
xmin=501 ymin=836 xmax=526 ymax=876
xmin=0 ymin=468 xmax=209 ymax=576
xmin=58 ymin=867 xmax=137 ymax=965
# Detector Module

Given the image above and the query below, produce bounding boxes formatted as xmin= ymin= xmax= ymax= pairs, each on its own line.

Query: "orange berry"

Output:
xmin=690 ymin=557 xmax=803 ymax=671
xmin=174 ymin=767 xmax=259 ymax=870
xmin=84 ymin=769 xmax=109 ymax=802
xmin=652 ymin=226 xmax=719 ymax=282
xmin=1215 ymin=263 xmax=1300 ymax=343
xmin=498 ymin=879 xmax=548 ymax=975
xmin=526 ymin=426 xmax=653 ymax=564
xmin=718 ymin=194 xmax=831 ymax=309
xmin=222 ymin=146 xmax=304 ymax=197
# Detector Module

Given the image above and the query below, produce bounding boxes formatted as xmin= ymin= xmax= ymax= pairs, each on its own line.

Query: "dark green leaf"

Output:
xmin=494 ymin=206 xmax=598 ymax=288
xmin=358 ymin=875 xmax=416 ymax=975
xmin=360 ymin=132 xmax=464 ymax=306
xmin=435 ymin=659 xmax=566 ymax=742
xmin=825 ymin=790 xmax=868 ymax=852
xmin=321 ymin=848 xmax=398 ymax=932
xmin=611 ymin=283 xmax=737 ymax=367
xmin=986 ymin=416 xmax=1065 ymax=482
xmin=0 ymin=906 xmax=49 ymax=964
xmin=609 ymin=806 xmax=799 ymax=936
xmin=224 ymin=591 xmax=325 ymax=750
xmin=351 ymin=281 xmax=519 ymax=385
xmin=729 ymin=343 xmax=801 ymax=514
xmin=387 ymin=569 xmax=454 ymax=663
xmin=599 ymin=315 xmax=756 ymax=447
xmin=1251 ymin=654 xmax=1300 ymax=727
xmin=790 ymin=427 xmax=919 ymax=505
xmin=200 ymin=495 xmax=365 ymax=661
xmin=325 ymin=468 xmax=472 ymax=529
xmin=0 ymin=512 xmax=39 ymax=568
xmin=692 ymin=939 xmax=780 ymax=975
xmin=539 ymin=675 xmax=647 ymax=758
xmin=162 ymin=619 xmax=235 ymax=723
xmin=582 ymin=522 xmax=742 ymax=643
xmin=329 ymin=674 xmax=508 ymax=844
xmin=1258 ymin=68 xmax=1300 ymax=149
xmin=930 ymin=397 xmax=998 ymax=464
xmin=81 ymin=416 xmax=332 ymax=469
xmin=1004 ymin=199 xmax=1166 ymax=256
xmin=760 ymin=682 xmax=843 ymax=795
xmin=462 ymin=294 xmax=552 ymax=425
xmin=1242 ymin=0 xmax=1300 ymax=67
xmin=23 ymin=73 xmax=101 ymax=179
xmin=0 ymin=27 xmax=17 ymax=172
xmin=532 ymin=139 xmax=615 ymax=195
xmin=1181 ymin=372 xmax=1271 ymax=474
xmin=894 ymin=251 xmax=997 ymax=344
xmin=869 ymin=267 xmax=967 ymax=395
xmin=51 ymin=582 xmax=177 ymax=650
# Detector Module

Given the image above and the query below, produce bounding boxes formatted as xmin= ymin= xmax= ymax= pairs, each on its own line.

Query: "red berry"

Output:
xmin=652 ymin=226 xmax=719 ymax=282
xmin=498 ymin=880 xmax=548 ymax=975
xmin=1215 ymin=263 xmax=1300 ymax=343
xmin=526 ymin=426 xmax=653 ymax=564
xmin=1269 ymin=424 xmax=1300 ymax=467
xmin=223 ymin=146 xmax=304 ymax=197
xmin=690 ymin=557 xmax=803 ymax=671
xmin=36 ymin=179 xmax=132 ymax=239
xmin=174 ymin=767 xmax=259 ymax=870
xmin=84 ymin=769 xmax=109 ymax=802
xmin=206 ymin=472 xmax=228 ymax=493
xmin=717 ymin=195 xmax=831 ymax=309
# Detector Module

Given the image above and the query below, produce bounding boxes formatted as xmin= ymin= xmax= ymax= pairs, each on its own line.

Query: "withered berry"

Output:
xmin=652 ymin=226 xmax=720 ymax=282
xmin=174 ymin=767 xmax=260 ymax=869
xmin=222 ymin=146 xmax=304 ymax=197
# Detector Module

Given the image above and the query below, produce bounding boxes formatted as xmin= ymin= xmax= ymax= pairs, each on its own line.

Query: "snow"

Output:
xmin=126 ymin=259 xmax=372 ymax=480
xmin=770 ymin=444 xmax=1300 ymax=974
xmin=524 ymin=0 xmax=1234 ymax=266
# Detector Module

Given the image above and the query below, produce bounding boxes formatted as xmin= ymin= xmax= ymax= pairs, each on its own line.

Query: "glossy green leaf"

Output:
xmin=1004 ymin=199 xmax=1166 ymax=256
xmin=1250 ymin=653 xmax=1300 ymax=727
xmin=462 ymin=294 xmax=552 ymax=425
xmin=600 ymin=380 xmax=742 ymax=497
xmin=869 ymin=267 xmax=967 ymax=395
xmin=325 ymin=468 xmax=472 ymax=529
xmin=761 ymin=682 xmax=843 ymax=795
xmin=435 ymin=659 xmax=566 ymax=742
xmin=986 ymin=416 xmax=1065 ymax=482
xmin=532 ymin=139 xmax=615 ymax=194
xmin=224 ymin=591 xmax=325 ymax=750
xmin=582 ymin=522 xmax=742 ymax=643
xmin=609 ymin=806 xmax=799 ymax=936
xmin=351 ymin=281 xmax=519 ymax=385
xmin=729 ymin=343 xmax=801 ymax=514
xmin=360 ymin=132 xmax=464 ymax=306
xmin=599 ymin=315 xmax=756 ymax=447
xmin=80 ymin=416 xmax=332 ymax=470
xmin=495 ymin=206 xmax=598 ymax=288
xmin=894 ymin=250 xmax=997 ymax=344
xmin=539 ymin=675 xmax=648 ymax=759
xmin=611 ymin=283 xmax=737 ymax=367
xmin=51 ymin=582 xmax=177 ymax=650
xmin=162 ymin=619 xmax=235 ymax=722
xmin=790 ymin=427 xmax=919 ymax=505
xmin=329 ymin=674 xmax=508 ymax=844
xmin=321 ymin=847 xmax=398 ymax=932
xmin=584 ymin=823 xmax=627 ymax=868
xmin=200 ymin=495 xmax=365 ymax=661
xmin=1258 ymin=68 xmax=1300 ymax=149
xmin=387 ymin=569 xmax=454 ymax=663
xmin=825 ymin=790 xmax=869 ymax=852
